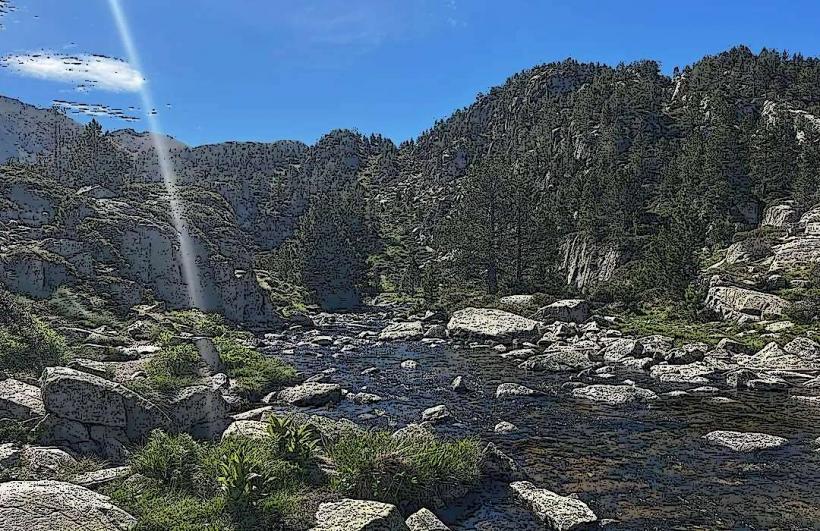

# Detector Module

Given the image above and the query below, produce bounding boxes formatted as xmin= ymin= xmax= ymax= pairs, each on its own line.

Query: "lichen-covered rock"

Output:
xmin=406 ymin=508 xmax=450 ymax=530
xmin=446 ymin=308 xmax=539 ymax=343
xmin=168 ymin=385 xmax=230 ymax=439
xmin=277 ymin=383 xmax=342 ymax=407
xmin=703 ymin=430 xmax=788 ymax=452
xmin=650 ymin=363 xmax=713 ymax=384
xmin=0 ymin=480 xmax=136 ymax=530
xmin=0 ymin=378 xmax=44 ymax=420
xmin=534 ymin=299 xmax=591 ymax=324
xmin=312 ymin=499 xmax=409 ymax=531
xmin=421 ymin=404 xmax=451 ymax=423
xmin=38 ymin=367 xmax=170 ymax=460
xmin=379 ymin=321 xmax=424 ymax=341
xmin=742 ymin=341 xmax=820 ymax=371
xmin=662 ymin=342 xmax=708 ymax=365
xmin=221 ymin=420 xmax=268 ymax=441
xmin=510 ymin=481 xmax=597 ymax=530
xmin=725 ymin=238 xmax=771 ymax=264
xmin=602 ymin=339 xmax=644 ymax=363
xmin=636 ymin=335 xmax=674 ymax=358
xmin=705 ymin=286 xmax=788 ymax=322
xmin=571 ymin=384 xmax=657 ymax=405
xmin=519 ymin=348 xmax=594 ymax=372
xmin=495 ymin=383 xmax=542 ymax=399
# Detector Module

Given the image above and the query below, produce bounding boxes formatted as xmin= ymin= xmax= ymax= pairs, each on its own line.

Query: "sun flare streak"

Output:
xmin=107 ymin=0 xmax=205 ymax=310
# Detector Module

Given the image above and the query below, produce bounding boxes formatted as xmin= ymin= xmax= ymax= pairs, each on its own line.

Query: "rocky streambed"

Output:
xmin=261 ymin=309 xmax=820 ymax=530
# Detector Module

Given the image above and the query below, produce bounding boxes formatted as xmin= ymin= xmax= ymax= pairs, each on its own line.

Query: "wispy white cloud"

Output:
xmin=53 ymin=99 xmax=140 ymax=122
xmin=1 ymin=52 xmax=144 ymax=92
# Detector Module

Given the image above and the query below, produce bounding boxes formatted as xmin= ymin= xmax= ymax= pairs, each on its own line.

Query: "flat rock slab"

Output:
xmin=312 ymin=498 xmax=409 ymax=530
xmin=496 ymin=383 xmax=542 ymax=399
xmin=571 ymin=384 xmax=658 ymax=405
xmin=703 ymin=430 xmax=788 ymax=452
xmin=0 ymin=480 xmax=136 ymax=530
xmin=447 ymin=308 xmax=539 ymax=343
xmin=278 ymin=383 xmax=342 ymax=407
xmin=510 ymin=481 xmax=597 ymax=530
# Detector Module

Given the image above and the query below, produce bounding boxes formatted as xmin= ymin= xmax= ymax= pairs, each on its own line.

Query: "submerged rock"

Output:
xmin=312 ymin=498 xmax=408 ymax=531
xmin=703 ymin=430 xmax=788 ymax=452
xmin=510 ymin=480 xmax=597 ymax=530
xmin=571 ymin=384 xmax=657 ymax=405
xmin=495 ymin=383 xmax=542 ymax=399
xmin=0 ymin=480 xmax=136 ymax=530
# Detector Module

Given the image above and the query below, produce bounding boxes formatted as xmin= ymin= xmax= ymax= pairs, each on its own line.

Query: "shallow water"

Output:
xmin=261 ymin=314 xmax=820 ymax=530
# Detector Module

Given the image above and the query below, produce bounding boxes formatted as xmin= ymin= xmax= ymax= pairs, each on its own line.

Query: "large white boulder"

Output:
xmin=446 ymin=308 xmax=539 ymax=343
xmin=535 ymin=299 xmax=591 ymax=324
xmin=0 ymin=480 xmax=136 ymax=530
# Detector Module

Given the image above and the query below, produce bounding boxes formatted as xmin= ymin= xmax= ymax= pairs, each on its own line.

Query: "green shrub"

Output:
xmin=138 ymin=344 xmax=202 ymax=395
xmin=106 ymin=480 xmax=231 ymax=531
xmin=0 ymin=290 xmax=68 ymax=374
xmin=329 ymin=431 xmax=482 ymax=511
xmin=169 ymin=310 xmax=227 ymax=337
xmin=131 ymin=430 xmax=208 ymax=492
xmin=215 ymin=337 xmax=295 ymax=398
xmin=266 ymin=416 xmax=321 ymax=463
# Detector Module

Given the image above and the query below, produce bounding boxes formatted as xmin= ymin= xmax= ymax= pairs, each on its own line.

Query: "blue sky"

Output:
xmin=1 ymin=0 xmax=819 ymax=147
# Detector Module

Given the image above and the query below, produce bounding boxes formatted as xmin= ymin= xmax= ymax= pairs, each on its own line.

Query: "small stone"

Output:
xmin=401 ymin=360 xmax=419 ymax=370
xmin=495 ymin=383 xmax=541 ymax=399
xmin=494 ymin=421 xmax=517 ymax=433
xmin=421 ymin=405 xmax=451 ymax=423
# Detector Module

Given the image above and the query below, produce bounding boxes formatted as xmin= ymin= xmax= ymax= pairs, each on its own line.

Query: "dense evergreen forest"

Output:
xmin=6 ymin=45 xmax=820 ymax=314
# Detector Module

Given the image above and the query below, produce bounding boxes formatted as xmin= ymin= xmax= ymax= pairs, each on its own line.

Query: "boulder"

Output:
xmin=346 ymin=392 xmax=383 ymax=405
xmin=406 ymin=508 xmax=450 ymax=531
xmin=38 ymin=367 xmax=170 ymax=460
xmin=312 ymin=499 xmax=409 ymax=531
xmin=510 ymin=481 xmax=597 ymax=530
xmin=662 ymin=342 xmax=708 ymax=365
xmin=602 ymin=339 xmax=644 ymax=363
xmin=0 ymin=480 xmax=136 ymax=530
xmin=70 ymin=466 xmax=133 ymax=489
xmin=421 ymin=405 xmax=451 ymax=423
xmin=650 ymin=363 xmax=713 ymax=384
xmin=742 ymin=341 xmax=820 ymax=371
xmin=446 ymin=308 xmax=539 ymax=343
xmin=636 ymin=335 xmax=674 ymax=358
xmin=481 ymin=442 xmax=527 ymax=482
xmin=703 ymin=430 xmax=788 ymax=452
xmin=221 ymin=420 xmax=268 ymax=441
xmin=494 ymin=421 xmax=517 ymax=434
xmin=168 ymin=385 xmax=231 ymax=439
xmin=278 ymin=383 xmax=342 ymax=407
xmin=534 ymin=299 xmax=591 ymax=324
xmin=518 ymin=348 xmax=593 ymax=372
xmin=0 ymin=378 xmax=45 ymax=420
xmin=450 ymin=376 xmax=468 ymax=393
xmin=424 ymin=325 xmax=447 ymax=339
xmin=705 ymin=286 xmax=788 ymax=322
xmin=379 ymin=322 xmax=424 ymax=341
xmin=716 ymin=338 xmax=750 ymax=355
xmin=571 ymin=384 xmax=657 ymax=405
xmin=495 ymin=383 xmax=542 ymax=399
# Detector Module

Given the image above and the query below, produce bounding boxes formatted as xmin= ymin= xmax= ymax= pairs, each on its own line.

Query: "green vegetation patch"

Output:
xmin=215 ymin=337 xmax=296 ymax=399
xmin=0 ymin=289 xmax=68 ymax=375
xmin=329 ymin=430 xmax=482 ymax=512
